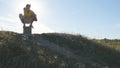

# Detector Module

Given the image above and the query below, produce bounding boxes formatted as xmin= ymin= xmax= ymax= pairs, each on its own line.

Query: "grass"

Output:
xmin=0 ymin=31 xmax=120 ymax=68
xmin=41 ymin=33 xmax=120 ymax=67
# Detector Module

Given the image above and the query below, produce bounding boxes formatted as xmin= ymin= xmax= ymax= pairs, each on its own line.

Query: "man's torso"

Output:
xmin=24 ymin=8 xmax=33 ymax=19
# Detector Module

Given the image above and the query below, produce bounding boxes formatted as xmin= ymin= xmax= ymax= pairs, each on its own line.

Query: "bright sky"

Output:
xmin=0 ymin=0 xmax=120 ymax=39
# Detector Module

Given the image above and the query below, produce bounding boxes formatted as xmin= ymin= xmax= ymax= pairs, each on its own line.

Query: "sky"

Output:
xmin=0 ymin=0 xmax=120 ymax=39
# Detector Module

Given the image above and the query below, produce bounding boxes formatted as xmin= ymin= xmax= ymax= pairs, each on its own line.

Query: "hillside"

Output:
xmin=0 ymin=31 xmax=120 ymax=68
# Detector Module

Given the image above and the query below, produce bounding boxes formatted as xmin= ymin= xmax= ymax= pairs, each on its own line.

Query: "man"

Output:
xmin=19 ymin=4 xmax=37 ymax=28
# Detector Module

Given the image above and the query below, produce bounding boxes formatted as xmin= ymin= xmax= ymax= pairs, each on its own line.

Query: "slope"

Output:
xmin=0 ymin=31 xmax=120 ymax=68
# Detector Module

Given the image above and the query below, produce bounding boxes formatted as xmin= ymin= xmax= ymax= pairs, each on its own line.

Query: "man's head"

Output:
xmin=26 ymin=4 xmax=31 ymax=9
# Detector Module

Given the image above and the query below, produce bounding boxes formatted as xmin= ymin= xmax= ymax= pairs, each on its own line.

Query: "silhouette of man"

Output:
xmin=19 ymin=4 xmax=37 ymax=28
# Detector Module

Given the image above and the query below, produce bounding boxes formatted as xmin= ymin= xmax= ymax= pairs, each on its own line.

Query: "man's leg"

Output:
xmin=19 ymin=14 xmax=25 ymax=26
xmin=29 ymin=17 xmax=34 ymax=28
xmin=30 ymin=21 xmax=34 ymax=28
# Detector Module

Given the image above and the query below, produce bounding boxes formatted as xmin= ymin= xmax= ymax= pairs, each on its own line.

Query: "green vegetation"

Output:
xmin=0 ymin=31 xmax=74 ymax=68
xmin=93 ymin=38 xmax=120 ymax=51
xmin=0 ymin=31 xmax=120 ymax=68
xmin=41 ymin=33 xmax=120 ymax=67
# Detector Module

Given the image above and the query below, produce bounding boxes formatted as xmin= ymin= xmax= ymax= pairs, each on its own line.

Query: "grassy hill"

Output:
xmin=0 ymin=31 xmax=120 ymax=68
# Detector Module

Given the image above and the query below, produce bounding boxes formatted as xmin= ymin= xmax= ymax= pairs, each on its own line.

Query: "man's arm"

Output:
xmin=31 ymin=10 xmax=36 ymax=16
xmin=31 ymin=10 xmax=37 ymax=21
